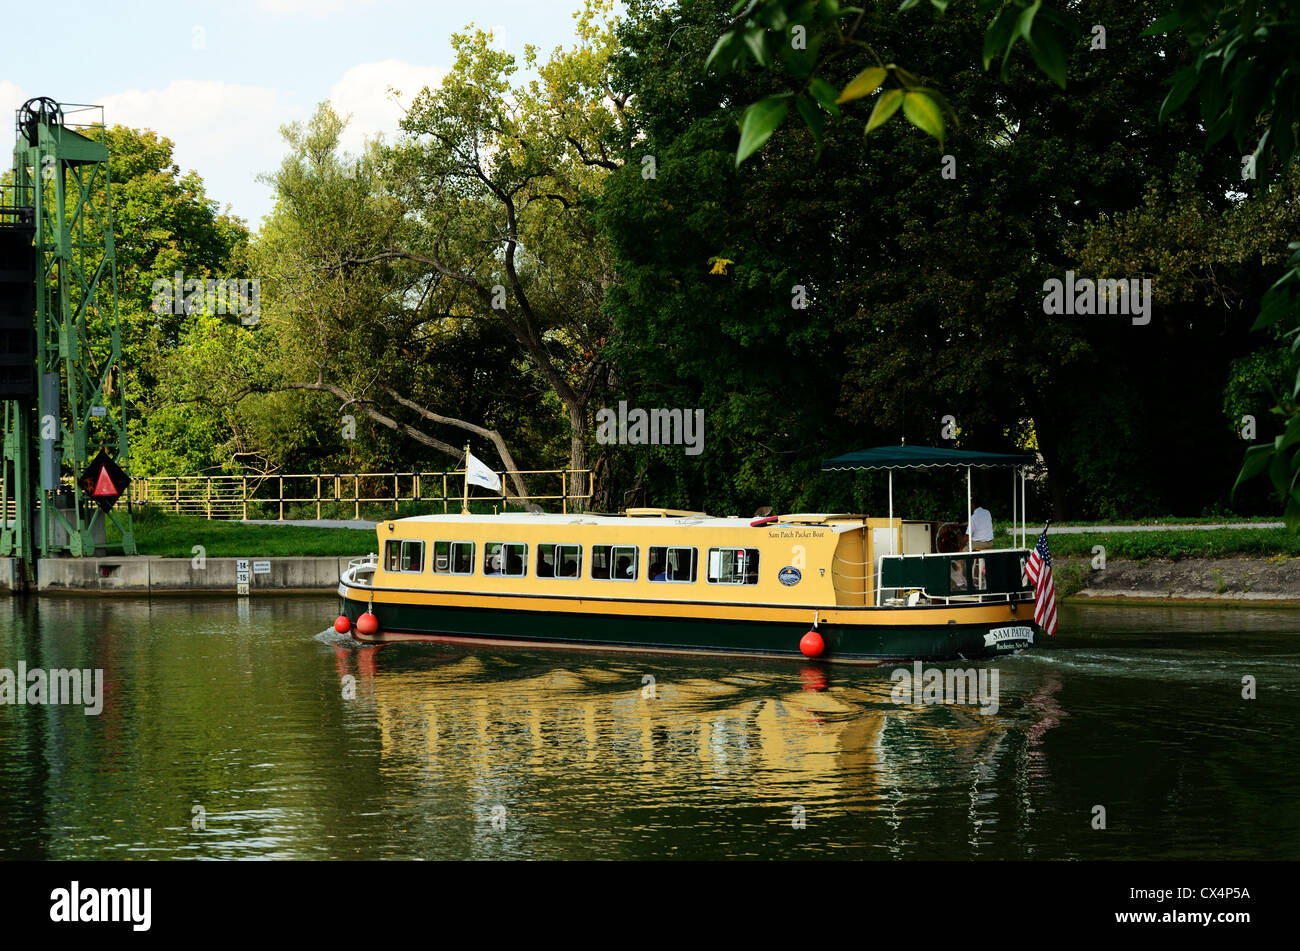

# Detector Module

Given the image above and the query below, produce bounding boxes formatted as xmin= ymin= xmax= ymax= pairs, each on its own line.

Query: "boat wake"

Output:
xmin=1013 ymin=647 xmax=1300 ymax=684
xmin=314 ymin=628 xmax=367 ymax=649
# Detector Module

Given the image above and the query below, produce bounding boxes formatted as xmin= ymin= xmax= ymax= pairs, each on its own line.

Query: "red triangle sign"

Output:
xmin=92 ymin=466 xmax=119 ymax=499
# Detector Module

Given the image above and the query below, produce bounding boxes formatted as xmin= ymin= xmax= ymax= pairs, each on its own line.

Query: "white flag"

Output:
xmin=465 ymin=451 xmax=502 ymax=492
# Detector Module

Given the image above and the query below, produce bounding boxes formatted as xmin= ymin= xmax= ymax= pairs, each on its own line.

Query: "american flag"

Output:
xmin=1024 ymin=525 xmax=1058 ymax=637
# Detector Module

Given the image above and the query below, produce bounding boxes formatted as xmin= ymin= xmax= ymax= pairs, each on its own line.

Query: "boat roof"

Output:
xmin=389 ymin=511 xmax=872 ymax=532
xmin=823 ymin=445 xmax=1037 ymax=470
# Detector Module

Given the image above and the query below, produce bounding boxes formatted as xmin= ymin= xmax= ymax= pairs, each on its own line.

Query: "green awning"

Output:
xmin=821 ymin=445 xmax=1036 ymax=471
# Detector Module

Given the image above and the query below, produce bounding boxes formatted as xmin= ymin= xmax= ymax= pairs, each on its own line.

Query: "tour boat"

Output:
xmin=335 ymin=500 xmax=1040 ymax=664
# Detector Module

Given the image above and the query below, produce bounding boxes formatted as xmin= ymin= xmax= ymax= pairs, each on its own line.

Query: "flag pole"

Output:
xmin=461 ymin=444 xmax=470 ymax=515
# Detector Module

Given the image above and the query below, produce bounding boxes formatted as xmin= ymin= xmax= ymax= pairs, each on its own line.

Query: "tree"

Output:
xmin=230 ymin=105 xmax=540 ymax=497
xmin=600 ymin=0 xmax=1288 ymax=520
xmin=98 ymin=126 xmax=251 ymax=475
xmin=1143 ymin=0 xmax=1300 ymax=529
xmin=339 ymin=6 xmax=627 ymax=507
xmin=710 ymin=0 xmax=1300 ymax=526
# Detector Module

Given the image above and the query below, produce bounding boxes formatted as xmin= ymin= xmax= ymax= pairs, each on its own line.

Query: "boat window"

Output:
xmin=537 ymin=543 xmax=582 ymax=579
xmin=384 ymin=540 xmax=425 ymax=573
xmin=706 ymin=547 xmax=759 ymax=585
xmin=648 ymin=546 xmax=697 ymax=582
xmin=432 ymin=540 xmax=475 ymax=575
xmin=591 ymin=545 xmax=638 ymax=581
xmin=485 ymin=542 xmax=527 ymax=577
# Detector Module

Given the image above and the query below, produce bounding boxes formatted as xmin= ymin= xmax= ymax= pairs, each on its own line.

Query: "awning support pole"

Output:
xmin=888 ymin=470 xmax=895 ymax=555
xmin=1020 ymin=468 xmax=1026 ymax=548
xmin=966 ymin=466 xmax=972 ymax=552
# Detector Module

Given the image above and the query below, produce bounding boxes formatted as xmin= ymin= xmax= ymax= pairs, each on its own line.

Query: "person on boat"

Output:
xmin=950 ymin=558 xmax=968 ymax=589
xmin=963 ymin=498 xmax=994 ymax=551
xmin=650 ymin=557 xmax=667 ymax=581
xmin=485 ymin=548 xmax=503 ymax=574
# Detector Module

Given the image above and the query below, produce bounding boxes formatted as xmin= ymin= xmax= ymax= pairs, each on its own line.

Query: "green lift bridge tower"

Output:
xmin=0 ymin=98 xmax=135 ymax=584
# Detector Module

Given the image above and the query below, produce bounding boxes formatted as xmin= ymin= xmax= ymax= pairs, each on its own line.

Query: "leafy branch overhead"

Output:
xmin=1144 ymin=1 xmax=1300 ymax=530
xmin=707 ymin=0 xmax=1073 ymax=165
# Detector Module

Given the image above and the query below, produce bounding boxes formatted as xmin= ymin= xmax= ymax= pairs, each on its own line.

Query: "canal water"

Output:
xmin=1 ymin=597 xmax=1296 ymax=860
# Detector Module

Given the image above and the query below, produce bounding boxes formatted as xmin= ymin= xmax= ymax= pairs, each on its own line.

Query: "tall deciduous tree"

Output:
xmin=346 ymin=5 xmax=627 ymax=507
xmin=243 ymin=105 xmax=539 ymax=496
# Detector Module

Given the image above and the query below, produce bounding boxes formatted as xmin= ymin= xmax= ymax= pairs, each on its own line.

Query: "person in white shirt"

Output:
xmin=964 ymin=499 xmax=994 ymax=551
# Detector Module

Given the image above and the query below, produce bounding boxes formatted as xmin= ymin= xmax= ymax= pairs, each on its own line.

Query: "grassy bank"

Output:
xmin=109 ymin=510 xmax=374 ymax=558
xmin=1044 ymin=528 xmax=1300 ymax=560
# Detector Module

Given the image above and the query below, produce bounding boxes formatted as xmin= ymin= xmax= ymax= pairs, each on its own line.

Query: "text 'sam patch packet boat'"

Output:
xmin=336 ymin=446 xmax=1042 ymax=664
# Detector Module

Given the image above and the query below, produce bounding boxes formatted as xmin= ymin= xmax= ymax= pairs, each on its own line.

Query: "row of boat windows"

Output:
xmin=384 ymin=540 xmax=761 ymax=585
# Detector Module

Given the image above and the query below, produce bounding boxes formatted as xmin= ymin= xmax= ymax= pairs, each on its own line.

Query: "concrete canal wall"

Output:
xmin=0 ymin=555 xmax=365 ymax=593
xmin=1060 ymin=555 xmax=1300 ymax=603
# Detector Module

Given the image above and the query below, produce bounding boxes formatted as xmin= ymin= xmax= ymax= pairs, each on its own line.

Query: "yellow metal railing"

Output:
xmin=127 ymin=468 xmax=594 ymax=520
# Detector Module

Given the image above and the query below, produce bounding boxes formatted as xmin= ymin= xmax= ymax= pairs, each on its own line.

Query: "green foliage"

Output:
xmin=980 ymin=0 xmax=1072 ymax=88
xmin=598 ymin=0 xmax=1292 ymax=521
xmin=707 ymin=0 xmax=1068 ymax=164
xmin=1147 ymin=2 xmax=1300 ymax=531
xmin=1224 ymin=347 xmax=1292 ymax=432
xmin=736 ymin=95 xmax=791 ymax=164
xmin=601 ymin=2 xmax=860 ymax=512
xmin=85 ymin=126 xmax=254 ymax=476
xmin=1145 ymin=1 xmax=1300 ymax=174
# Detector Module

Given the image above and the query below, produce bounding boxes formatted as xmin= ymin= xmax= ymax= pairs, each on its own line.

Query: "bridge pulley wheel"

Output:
xmin=18 ymin=97 xmax=63 ymax=146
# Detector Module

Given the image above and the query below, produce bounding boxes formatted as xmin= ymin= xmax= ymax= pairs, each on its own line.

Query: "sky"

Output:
xmin=1 ymin=0 xmax=596 ymax=229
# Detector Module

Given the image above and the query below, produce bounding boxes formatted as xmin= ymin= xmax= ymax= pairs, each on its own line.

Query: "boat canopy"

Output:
xmin=821 ymin=445 xmax=1036 ymax=471
xmin=821 ymin=444 xmax=1037 ymax=551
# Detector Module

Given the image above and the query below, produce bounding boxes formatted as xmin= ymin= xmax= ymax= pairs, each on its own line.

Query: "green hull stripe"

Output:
xmin=341 ymin=597 xmax=1033 ymax=662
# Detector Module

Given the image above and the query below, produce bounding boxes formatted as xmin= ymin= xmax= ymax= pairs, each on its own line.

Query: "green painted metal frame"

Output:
xmin=1 ymin=101 xmax=135 ymax=569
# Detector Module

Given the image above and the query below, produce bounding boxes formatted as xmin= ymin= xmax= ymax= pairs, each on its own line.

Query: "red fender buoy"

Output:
xmin=356 ymin=612 xmax=379 ymax=637
xmin=800 ymin=629 xmax=824 ymax=658
xmin=333 ymin=615 xmax=352 ymax=634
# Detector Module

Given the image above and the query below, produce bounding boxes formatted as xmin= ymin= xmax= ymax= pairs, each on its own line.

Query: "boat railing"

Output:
xmin=877 ymin=549 xmax=1033 ymax=606
xmin=342 ymin=553 xmax=378 ymax=587
xmin=875 ymin=585 xmax=1034 ymax=606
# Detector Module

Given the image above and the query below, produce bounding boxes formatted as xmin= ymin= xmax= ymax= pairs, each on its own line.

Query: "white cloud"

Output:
xmin=0 ymin=81 xmax=29 ymax=160
xmin=0 ymin=60 xmax=448 ymax=226
xmin=0 ymin=80 xmax=27 ymax=113
xmin=256 ymin=0 xmax=388 ymax=16
xmin=327 ymin=60 xmax=447 ymax=156
xmin=96 ymin=80 xmax=307 ymax=224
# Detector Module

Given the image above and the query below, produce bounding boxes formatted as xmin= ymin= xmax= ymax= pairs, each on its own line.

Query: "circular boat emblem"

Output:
xmin=778 ymin=566 xmax=802 ymax=586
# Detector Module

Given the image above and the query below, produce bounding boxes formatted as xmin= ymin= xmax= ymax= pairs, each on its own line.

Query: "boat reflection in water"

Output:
xmin=332 ymin=640 xmax=1066 ymax=859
